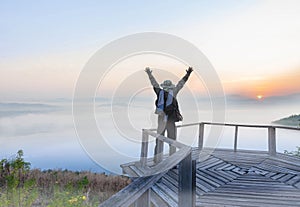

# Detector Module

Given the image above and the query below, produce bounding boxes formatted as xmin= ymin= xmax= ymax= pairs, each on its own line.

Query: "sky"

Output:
xmin=1 ymin=0 xmax=300 ymax=101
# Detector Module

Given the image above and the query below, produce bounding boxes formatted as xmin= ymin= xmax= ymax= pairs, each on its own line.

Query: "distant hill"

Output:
xmin=273 ymin=114 xmax=300 ymax=127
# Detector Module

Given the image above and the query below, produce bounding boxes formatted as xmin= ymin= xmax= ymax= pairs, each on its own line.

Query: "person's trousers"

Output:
xmin=154 ymin=115 xmax=177 ymax=163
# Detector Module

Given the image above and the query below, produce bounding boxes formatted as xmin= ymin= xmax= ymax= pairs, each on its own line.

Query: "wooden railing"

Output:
xmin=166 ymin=122 xmax=300 ymax=156
xmin=100 ymin=122 xmax=300 ymax=207
xmin=100 ymin=129 xmax=196 ymax=207
xmin=198 ymin=122 xmax=300 ymax=155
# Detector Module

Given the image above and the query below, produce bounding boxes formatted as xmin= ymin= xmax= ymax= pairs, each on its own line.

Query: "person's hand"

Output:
xmin=186 ymin=67 xmax=193 ymax=74
xmin=145 ymin=67 xmax=152 ymax=74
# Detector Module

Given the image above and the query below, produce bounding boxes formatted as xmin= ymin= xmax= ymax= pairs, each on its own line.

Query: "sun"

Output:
xmin=256 ymin=95 xmax=263 ymax=100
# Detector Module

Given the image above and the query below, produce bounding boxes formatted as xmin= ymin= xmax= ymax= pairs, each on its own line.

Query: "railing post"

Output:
xmin=140 ymin=129 xmax=149 ymax=166
xmin=198 ymin=123 xmax=204 ymax=150
xmin=234 ymin=126 xmax=238 ymax=152
xmin=268 ymin=127 xmax=276 ymax=156
xmin=178 ymin=152 xmax=193 ymax=207
xmin=154 ymin=136 xmax=164 ymax=163
xmin=192 ymin=159 xmax=196 ymax=207
xmin=134 ymin=189 xmax=150 ymax=207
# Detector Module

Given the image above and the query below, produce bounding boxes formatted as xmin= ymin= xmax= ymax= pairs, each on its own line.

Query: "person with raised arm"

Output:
xmin=145 ymin=67 xmax=193 ymax=162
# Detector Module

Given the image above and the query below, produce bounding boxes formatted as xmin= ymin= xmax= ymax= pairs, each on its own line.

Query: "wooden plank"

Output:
xmin=167 ymin=169 xmax=179 ymax=182
xmin=122 ymin=165 xmax=139 ymax=177
xmin=154 ymin=139 xmax=164 ymax=163
xmin=150 ymin=189 xmax=171 ymax=207
xmin=203 ymin=170 xmax=234 ymax=183
xmin=178 ymin=152 xmax=193 ymax=207
xmin=196 ymin=171 xmax=221 ymax=188
xmin=192 ymin=160 xmax=196 ymax=207
xmin=155 ymin=182 xmax=178 ymax=203
xmin=258 ymin=161 xmax=300 ymax=174
xmin=195 ymin=178 xmax=213 ymax=192
xmin=100 ymin=173 xmax=165 ymax=207
xmin=144 ymin=130 xmax=187 ymax=149
xmin=151 ymin=185 xmax=177 ymax=207
xmin=198 ymin=123 xmax=204 ymax=150
xmin=134 ymin=189 xmax=150 ymax=207
xmin=202 ymin=191 xmax=300 ymax=202
xmin=263 ymin=155 xmax=300 ymax=173
xmin=200 ymin=159 xmax=224 ymax=170
xmin=234 ymin=126 xmax=238 ymax=152
xmin=201 ymin=122 xmax=300 ymax=131
xmin=164 ymin=173 xmax=179 ymax=186
xmin=294 ymin=181 xmax=300 ymax=188
xmin=198 ymin=195 xmax=300 ymax=207
xmin=271 ymin=173 xmax=286 ymax=180
xmin=176 ymin=122 xmax=199 ymax=128
xmin=212 ymin=187 xmax=300 ymax=197
xmin=197 ymin=173 xmax=300 ymax=206
xmin=129 ymin=165 xmax=146 ymax=177
xmin=286 ymin=175 xmax=300 ymax=185
xmin=140 ymin=129 xmax=149 ymax=166
xmin=268 ymin=127 xmax=276 ymax=156
xmin=148 ymin=122 xmax=300 ymax=132
xmin=278 ymin=174 xmax=296 ymax=182
xmin=161 ymin=178 xmax=178 ymax=194
xmin=143 ymin=147 xmax=192 ymax=177
xmin=197 ymin=170 xmax=226 ymax=186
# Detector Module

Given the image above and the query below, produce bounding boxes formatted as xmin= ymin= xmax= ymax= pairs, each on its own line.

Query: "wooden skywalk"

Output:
xmin=158 ymin=149 xmax=300 ymax=207
xmin=100 ymin=122 xmax=300 ymax=207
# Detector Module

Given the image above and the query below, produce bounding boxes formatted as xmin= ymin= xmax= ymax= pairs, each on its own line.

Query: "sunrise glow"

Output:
xmin=257 ymin=95 xmax=263 ymax=100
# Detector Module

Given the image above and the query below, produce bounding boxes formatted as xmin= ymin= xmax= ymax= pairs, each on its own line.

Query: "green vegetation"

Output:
xmin=0 ymin=150 xmax=130 ymax=206
xmin=273 ymin=114 xmax=300 ymax=127
xmin=284 ymin=146 xmax=300 ymax=157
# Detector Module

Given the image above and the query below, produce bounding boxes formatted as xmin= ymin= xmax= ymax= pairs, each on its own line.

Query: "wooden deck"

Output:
xmin=100 ymin=122 xmax=300 ymax=207
xmin=125 ymin=148 xmax=300 ymax=207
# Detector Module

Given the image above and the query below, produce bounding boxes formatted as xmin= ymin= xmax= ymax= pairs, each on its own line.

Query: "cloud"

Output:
xmin=0 ymin=102 xmax=59 ymax=118
xmin=0 ymin=102 xmax=72 ymax=137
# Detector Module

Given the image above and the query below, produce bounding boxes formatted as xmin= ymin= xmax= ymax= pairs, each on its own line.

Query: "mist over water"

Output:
xmin=0 ymin=97 xmax=299 ymax=174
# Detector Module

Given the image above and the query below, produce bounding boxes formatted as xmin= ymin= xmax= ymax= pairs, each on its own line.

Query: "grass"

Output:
xmin=284 ymin=146 xmax=300 ymax=157
xmin=0 ymin=150 xmax=130 ymax=206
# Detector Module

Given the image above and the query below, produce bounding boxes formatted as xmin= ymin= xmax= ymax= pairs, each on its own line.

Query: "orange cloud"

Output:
xmin=223 ymin=68 xmax=300 ymax=98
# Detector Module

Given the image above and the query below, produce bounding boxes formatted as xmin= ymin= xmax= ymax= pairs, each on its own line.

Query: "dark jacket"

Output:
xmin=147 ymin=72 xmax=192 ymax=122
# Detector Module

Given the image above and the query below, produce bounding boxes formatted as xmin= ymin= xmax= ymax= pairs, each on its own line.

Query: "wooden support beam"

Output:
xmin=234 ymin=126 xmax=238 ymax=152
xmin=192 ymin=160 xmax=196 ymax=207
xmin=154 ymin=139 xmax=164 ymax=164
xmin=134 ymin=189 xmax=150 ymax=207
xmin=268 ymin=127 xmax=276 ymax=156
xmin=198 ymin=123 xmax=204 ymax=150
xmin=99 ymin=174 xmax=165 ymax=207
xmin=178 ymin=152 xmax=193 ymax=207
xmin=140 ymin=129 xmax=149 ymax=166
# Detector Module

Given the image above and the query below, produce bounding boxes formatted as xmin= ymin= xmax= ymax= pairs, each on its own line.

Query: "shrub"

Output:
xmin=0 ymin=150 xmax=130 ymax=206
xmin=284 ymin=146 xmax=300 ymax=157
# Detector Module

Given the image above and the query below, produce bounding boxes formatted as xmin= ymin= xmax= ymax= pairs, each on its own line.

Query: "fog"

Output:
xmin=0 ymin=95 xmax=299 ymax=174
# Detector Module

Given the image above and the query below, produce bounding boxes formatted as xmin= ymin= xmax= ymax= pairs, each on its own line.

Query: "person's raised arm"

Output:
xmin=145 ymin=67 xmax=160 ymax=89
xmin=174 ymin=67 xmax=193 ymax=95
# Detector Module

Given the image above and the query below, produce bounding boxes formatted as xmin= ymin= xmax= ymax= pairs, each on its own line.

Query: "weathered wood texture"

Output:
xmin=178 ymin=152 xmax=193 ymax=207
xmin=99 ymin=173 xmax=165 ymax=207
xmin=234 ymin=126 xmax=238 ymax=152
xmin=198 ymin=123 xmax=204 ymax=150
xmin=149 ymin=148 xmax=300 ymax=207
xmin=108 ymin=122 xmax=300 ymax=207
xmin=268 ymin=126 xmax=276 ymax=156
xmin=140 ymin=129 xmax=149 ymax=166
xmin=134 ymin=189 xmax=150 ymax=207
xmin=123 ymin=147 xmax=192 ymax=177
